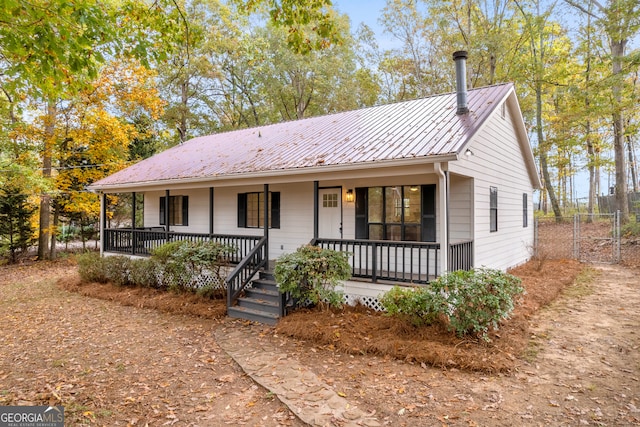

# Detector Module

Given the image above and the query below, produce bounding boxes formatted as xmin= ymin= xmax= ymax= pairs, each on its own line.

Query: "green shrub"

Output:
xmin=77 ymin=252 xmax=108 ymax=283
xmin=274 ymin=245 xmax=351 ymax=310
xmin=77 ymin=241 xmax=232 ymax=295
xmin=379 ymin=285 xmax=442 ymax=326
xmin=379 ymin=268 xmax=524 ymax=341
xmin=128 ymin=258 xmax=159 ymax=288
xmin=151 ymin=240 xmax=233 ymax=292
xmin=102 ymin=255 xmax=135 ymax=286
xmin=431 ymin=268 xmax=524 ymax=340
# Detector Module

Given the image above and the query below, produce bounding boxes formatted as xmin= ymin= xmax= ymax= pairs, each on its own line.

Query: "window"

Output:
xmin=159 ymin=195 xmax=188 ymax=226
xmin=355 ymin=185 xmax=436 ymax=242
xmin=490 ymin=187 xmax=498 ymax=232
xmin=523 ymin=193 xmax=528 ymax=228
xmin=237 ymin=192 xmax=280 ymax=228
xmin=323 ymin=193 xmax=338 ymax=208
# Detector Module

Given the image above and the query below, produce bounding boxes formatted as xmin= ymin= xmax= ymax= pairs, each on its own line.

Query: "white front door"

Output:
xmin=318 ymin=188 xmax=342 ymax=239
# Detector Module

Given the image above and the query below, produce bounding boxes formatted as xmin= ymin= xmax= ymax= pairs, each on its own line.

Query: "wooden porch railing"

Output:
xmin=313 ymin=238 xmax=439 ymax=284
xmin=103 ymin=228 xmax=262 ymax=262
xmin=449 ymin=240 xmax=473 ymax=271
xmin=225 ymin=236 xmax=268 ymax=308
xmin=313 ymin=238 xmax=473 ymax=284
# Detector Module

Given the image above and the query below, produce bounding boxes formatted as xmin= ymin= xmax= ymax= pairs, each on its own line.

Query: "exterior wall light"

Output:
xmin=465 ymin=148 xmax=474 ymax=157
xmin=345 ymin=189 xmax=354 ymax=203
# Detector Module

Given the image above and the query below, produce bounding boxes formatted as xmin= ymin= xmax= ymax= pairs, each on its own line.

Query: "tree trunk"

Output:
xmin=37 ymin=100 xmax=56 ymax=260
xmin=179 ymin=80 xmax=189 ymax=143
xmin=586 ymin=127 xmax=596 ymax=221
xmin=50 ymin=202 xmax=59 ymax=260
xmin=535 ymin=65 xmax=561 ymax=219
xmin=611 ymin=39 xmax=629 ymax=221
xmin=626 ymin=130 xmax=637 ymax=192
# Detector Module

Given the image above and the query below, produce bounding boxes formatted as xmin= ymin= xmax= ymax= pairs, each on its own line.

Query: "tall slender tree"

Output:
xmin=565 ymin=0 xmax=640 ymax=222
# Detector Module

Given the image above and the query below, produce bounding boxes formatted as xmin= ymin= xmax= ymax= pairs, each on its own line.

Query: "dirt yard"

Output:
xmin=0 ymin=258 xmax=638 ymax=426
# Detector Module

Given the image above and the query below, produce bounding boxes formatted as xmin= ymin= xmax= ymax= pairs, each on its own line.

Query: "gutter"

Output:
xmin=88 ymin=153 xmax=460 ymax=193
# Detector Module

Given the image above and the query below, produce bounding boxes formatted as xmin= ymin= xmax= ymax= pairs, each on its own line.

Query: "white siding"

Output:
xmin=143 ymin=188 xmax=210 ymax=233
xmin=214 ymin=183 xmax=316 ymax=259
xmin=449 ymin=101 xmax=535 ymax=271
xmin=449 ymin=174 xmax=473 ymax=241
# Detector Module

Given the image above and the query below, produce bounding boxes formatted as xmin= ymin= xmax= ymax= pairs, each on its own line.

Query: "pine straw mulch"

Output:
xmin=58 ymin=274 xmax=228 ymax=320
xmin=276 ymin=258 xmax=586 ymax=373
xmin=57 ymin=258 xmax=585 ymax=374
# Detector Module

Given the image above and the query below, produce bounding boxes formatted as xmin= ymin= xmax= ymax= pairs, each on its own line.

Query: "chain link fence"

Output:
xmin=535 ymin=213 xmax=640 ymax=268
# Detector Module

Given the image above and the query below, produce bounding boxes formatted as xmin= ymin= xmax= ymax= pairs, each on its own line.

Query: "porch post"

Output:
xmin=264 ymin=184 xmax=269 ymax=262
xmin=100 ymin=192 xmax=106 ymax=256
xmin=132 ymin=192 xmax=136 ymax=228
xmin=313 ymin=181 xmax=319 ymax=239
xmin=209 ymin=187 xmax=214 ymax=235
xmin=131 ymin=192 xmax=136 ymax=255
xmin=164 ymin=190 xmax=170 ymax=237
xmin=435 ymin=162 xmax=449 ymax=275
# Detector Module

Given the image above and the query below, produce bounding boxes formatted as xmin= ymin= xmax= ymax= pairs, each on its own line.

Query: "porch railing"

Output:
xmin=103 ymin=228 xmax=262 ymax=262
xmin=313 ymin=238 xmax=473 ymax=284
xmin=225 ymin=236 xmax=268 ymax=308
xmin=313 ymin=238 xmax=439 ymax=284
xmin=449 ymin=240 xmax=473 ymax=271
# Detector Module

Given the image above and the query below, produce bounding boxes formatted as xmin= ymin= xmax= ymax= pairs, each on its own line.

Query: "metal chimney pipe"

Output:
xmin=453 ymin=50 xmax=469 ymax=115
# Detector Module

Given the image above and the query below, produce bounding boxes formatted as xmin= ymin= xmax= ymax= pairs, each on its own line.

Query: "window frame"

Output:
xmin=355 ymin=185 xmax=436 ymax=242
xmin=490 ymin=187 xmax=498 ymax=232
xmin=237 ymin=191 xmax=280 ymax=229
xmin=159 ymin=195 xmax=189 ymax=226
xmin=523 ymin=193 xmax=528 ymax=228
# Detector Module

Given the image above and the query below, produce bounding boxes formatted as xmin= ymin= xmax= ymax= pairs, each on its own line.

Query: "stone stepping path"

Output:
xmin=214 ymin=323 xmax=381 ymax=427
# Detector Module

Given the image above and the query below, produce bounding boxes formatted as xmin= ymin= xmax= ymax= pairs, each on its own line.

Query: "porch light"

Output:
xmin=345 ymin=189 xmax=354 ymax=203
xmin=465 ymin=148 xmax=474 ymax=157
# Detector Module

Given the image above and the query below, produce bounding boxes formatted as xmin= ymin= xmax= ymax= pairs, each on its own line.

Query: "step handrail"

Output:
xmin=225 ymin=236 xmax=268 ymax=308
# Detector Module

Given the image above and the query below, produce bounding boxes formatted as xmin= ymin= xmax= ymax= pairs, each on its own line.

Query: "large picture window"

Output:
xmin=159 ymin=195 xmax=188 ymax=226
xmin=237 ymin=192 xmax=280 ymax=228
xmin=355 ymin=185 xmax=436 ymax=242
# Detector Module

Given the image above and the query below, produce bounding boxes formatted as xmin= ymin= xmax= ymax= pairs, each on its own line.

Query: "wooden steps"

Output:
xmin=227 ymin=270 xmax=283 ymax=326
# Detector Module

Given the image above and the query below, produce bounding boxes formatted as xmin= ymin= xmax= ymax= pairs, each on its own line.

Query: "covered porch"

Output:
xmin=98 ymin=168 xmax=475 ymax=287
xmin=102 ymin=226 xmax=473 ymax=285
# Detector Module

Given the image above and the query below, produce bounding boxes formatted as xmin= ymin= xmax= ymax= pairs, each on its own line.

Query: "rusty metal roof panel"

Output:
xmin=91 ymin=83 xmax=514 ymax=188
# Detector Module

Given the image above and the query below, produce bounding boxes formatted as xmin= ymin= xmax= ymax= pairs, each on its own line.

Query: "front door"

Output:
xmin=318 ymin=188 xmax=342 ymax=239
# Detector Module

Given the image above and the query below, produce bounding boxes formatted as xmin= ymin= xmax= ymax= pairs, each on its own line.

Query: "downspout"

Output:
xmin=434 ymin=162 xmax=449 ymax=275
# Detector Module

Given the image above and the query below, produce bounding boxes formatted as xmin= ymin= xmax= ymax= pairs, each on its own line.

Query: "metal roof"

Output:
xmin=90 ymin=83 xmax=516 ymax=190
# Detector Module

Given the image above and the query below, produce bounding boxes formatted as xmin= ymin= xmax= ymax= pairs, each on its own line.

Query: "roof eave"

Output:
xmin=88 ymin=153 xmax=458 ymax=193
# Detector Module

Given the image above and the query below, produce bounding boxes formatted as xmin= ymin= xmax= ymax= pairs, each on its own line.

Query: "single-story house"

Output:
xmin=89 ymin=52 xmax=541 ymax=324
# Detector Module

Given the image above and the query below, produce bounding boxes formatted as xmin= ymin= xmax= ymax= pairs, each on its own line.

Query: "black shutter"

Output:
xmin=355 ymin=187 xmax=368 ymax=239
xmin=182 ymin=196 xmax=189 ymax=226
xmin=159 ymin=196 xmax=166 ymax=225
xmin=270 ymin=192 xmax=280 ymax=229
xmin=237 ymin=193 xmax=246 ymax=228
xmin=421 ymin=185 xmax=436 ymax=242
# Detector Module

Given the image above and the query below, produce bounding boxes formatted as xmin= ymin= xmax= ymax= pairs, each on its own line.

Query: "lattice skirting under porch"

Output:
xmin=338 ymin=281 xmax=403 ymax=312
